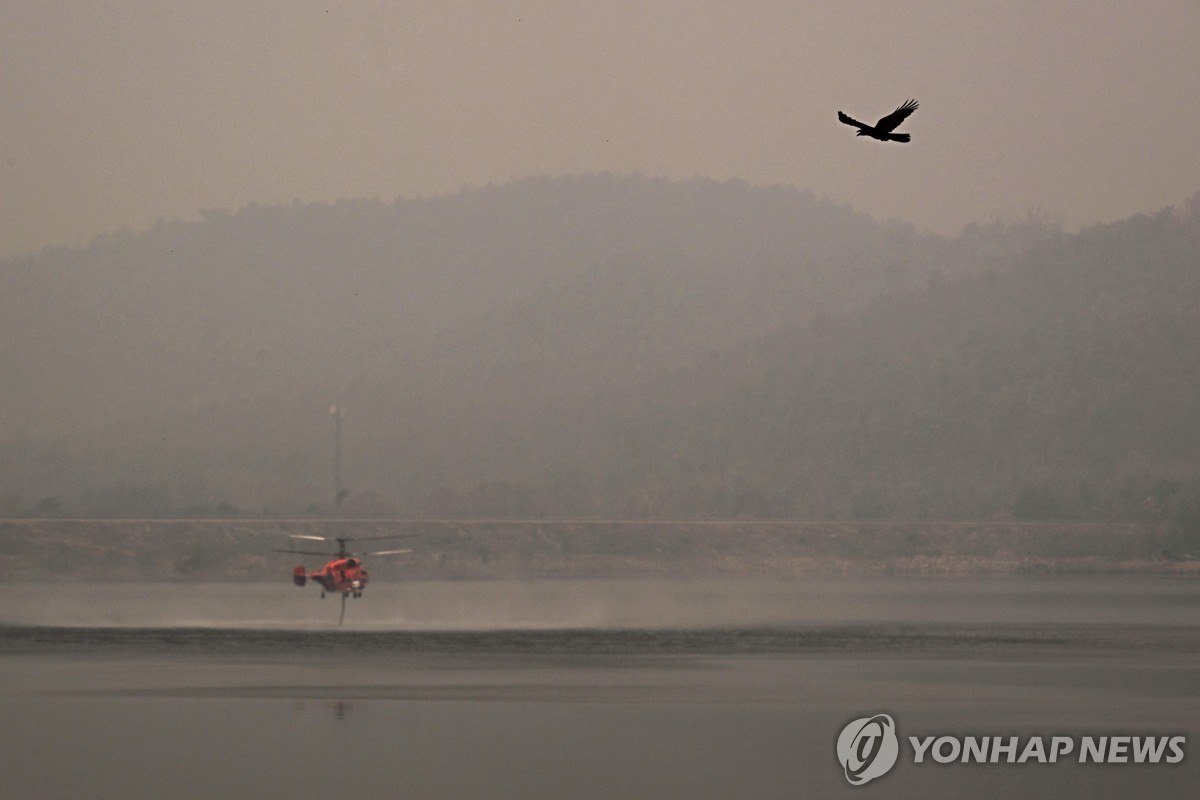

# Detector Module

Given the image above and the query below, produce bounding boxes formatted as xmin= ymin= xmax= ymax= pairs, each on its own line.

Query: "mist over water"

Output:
xmin=5 ymin=5 xmax=1200 ymax=797
xmin=2 ymin=576 xmax=1197 ymax=629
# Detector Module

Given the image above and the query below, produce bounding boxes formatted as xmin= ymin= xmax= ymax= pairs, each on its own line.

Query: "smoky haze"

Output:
xmin=2 ymin=2 xmax=1199 ymax=260
xmin=2 ymin=3 xmax=1200 ymax=531
xmin=2 ymin=175 xmax=1199 ymax=525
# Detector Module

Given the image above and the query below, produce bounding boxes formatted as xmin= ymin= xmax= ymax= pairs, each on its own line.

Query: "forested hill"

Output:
xmin=606 ymin=201 xmax=1200 ymax=523
xmin=1 ymin=176 xmax=1197 ymax=537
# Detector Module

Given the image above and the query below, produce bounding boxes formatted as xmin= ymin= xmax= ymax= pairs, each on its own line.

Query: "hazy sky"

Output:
xmin=3 ymin=1 xmax=1198 ymax=259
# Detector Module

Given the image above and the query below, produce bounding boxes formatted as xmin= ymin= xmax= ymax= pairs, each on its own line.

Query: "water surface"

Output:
xmin=2 ymin=577 xmax=1197 ymax=799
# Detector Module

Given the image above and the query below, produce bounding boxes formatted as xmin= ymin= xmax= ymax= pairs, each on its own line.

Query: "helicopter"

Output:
xmin=273 ymin=534 xmax=415 ymax=623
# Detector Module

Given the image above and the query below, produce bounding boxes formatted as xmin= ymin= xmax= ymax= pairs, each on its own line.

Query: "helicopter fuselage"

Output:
xmin=293 ymin=557 xmax=369 ymax=597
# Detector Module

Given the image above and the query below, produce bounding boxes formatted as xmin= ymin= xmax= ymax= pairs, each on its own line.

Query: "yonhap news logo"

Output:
xmin=836 ymin=714 xmax=899 ymax=785
xmin=836 ymin=713 xmax=1186 ymax=787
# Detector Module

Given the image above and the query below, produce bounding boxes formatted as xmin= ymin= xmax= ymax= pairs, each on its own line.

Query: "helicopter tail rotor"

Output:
xmin=292 ymin=566 xmax=307 ymax=587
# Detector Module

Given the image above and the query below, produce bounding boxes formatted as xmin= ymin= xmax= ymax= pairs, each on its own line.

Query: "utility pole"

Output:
xmin=329 ymin=404 xmax=343 ymax=505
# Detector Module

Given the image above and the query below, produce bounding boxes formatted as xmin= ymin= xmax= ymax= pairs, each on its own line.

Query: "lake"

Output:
xmin=1 ymin=577 xmax=1197 ymax=799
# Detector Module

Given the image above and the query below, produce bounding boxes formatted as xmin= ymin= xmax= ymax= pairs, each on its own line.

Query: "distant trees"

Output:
xmin=2 ymin=178 xmax=1199 ymax=520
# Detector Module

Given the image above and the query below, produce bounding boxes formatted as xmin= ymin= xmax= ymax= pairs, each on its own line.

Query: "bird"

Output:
xmin=838 ymin=99 xmax=919 ymax=142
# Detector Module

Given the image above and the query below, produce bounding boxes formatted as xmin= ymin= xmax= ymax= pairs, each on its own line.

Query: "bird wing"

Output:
xmin=837 ymin=111 xmax=870 ymax=131
xmin=873 ymin=99 xmax=918 ymax=133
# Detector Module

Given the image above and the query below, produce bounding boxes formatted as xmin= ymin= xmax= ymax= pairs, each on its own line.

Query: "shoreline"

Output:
xmin=1 ymin=517 xmax=1195 ymax=581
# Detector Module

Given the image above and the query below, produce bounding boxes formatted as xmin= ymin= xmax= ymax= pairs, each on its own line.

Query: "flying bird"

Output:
xmin=838 ymin=99 xmax=919 ymax=142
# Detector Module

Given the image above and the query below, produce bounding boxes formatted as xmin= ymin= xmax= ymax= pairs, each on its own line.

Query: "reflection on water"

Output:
xmin=293 ymin=698 xmax=359 ymax=724
xmin=1 ymin=578 xmax=1197 ymax=800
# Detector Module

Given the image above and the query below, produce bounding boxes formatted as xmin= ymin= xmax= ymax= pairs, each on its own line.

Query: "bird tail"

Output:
xmin=882 ymin=132 xmax=911 ymax=143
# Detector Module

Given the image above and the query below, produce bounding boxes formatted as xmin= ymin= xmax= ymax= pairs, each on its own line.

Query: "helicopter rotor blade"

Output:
xmin=271 ymin=548 xmax=335 ymax=557
xmin=359 ymin=548 xmax=412 ymax=557
xmin=288 ymin=533 xmax=419 ymax=542
xmin=345 ymin=534 xmax=420 ymax=543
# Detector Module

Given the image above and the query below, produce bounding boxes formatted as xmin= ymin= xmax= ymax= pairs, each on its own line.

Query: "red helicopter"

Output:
xmin=274 ymin=534 xmax=415 ymax=623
